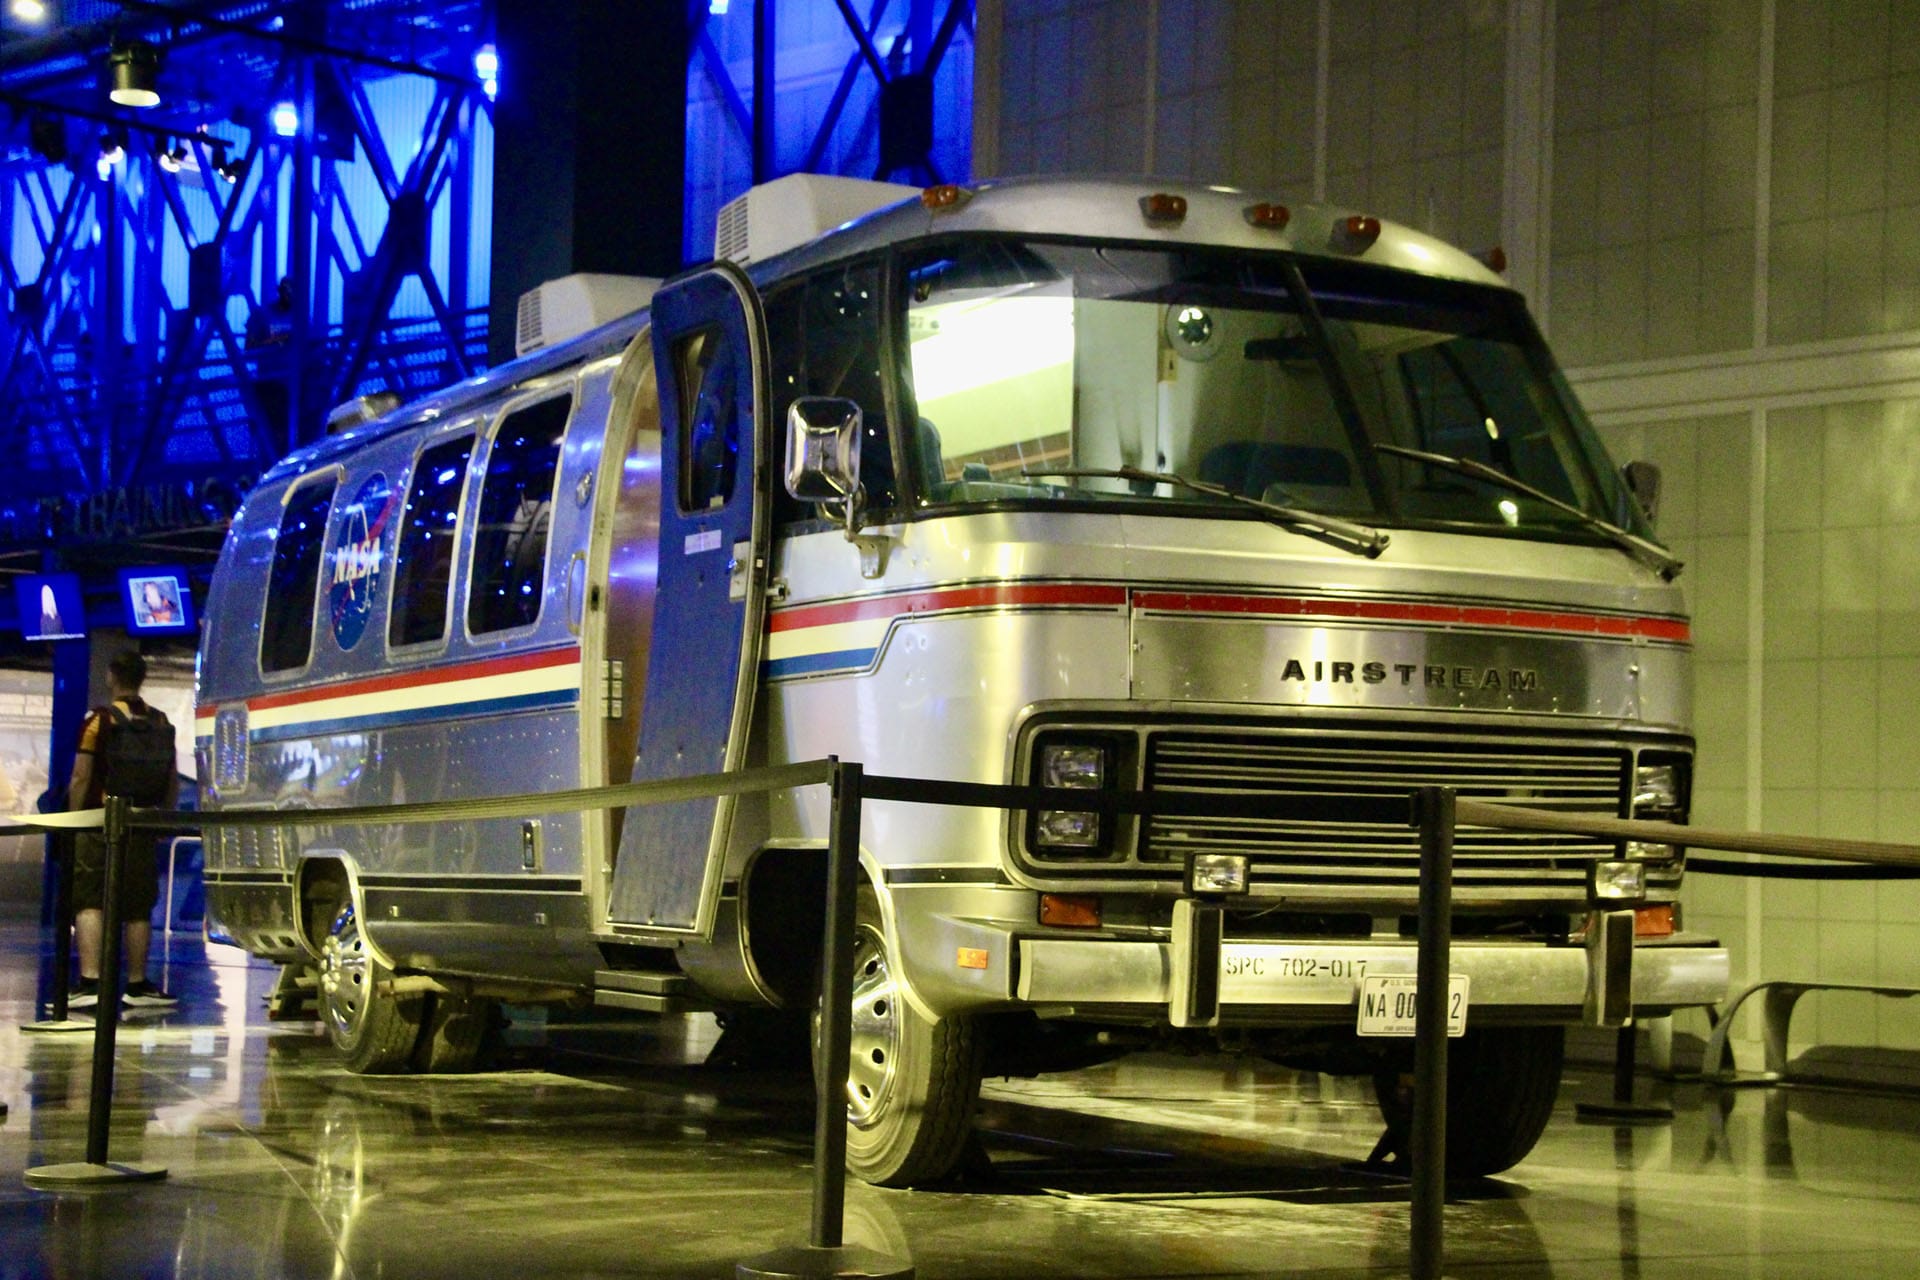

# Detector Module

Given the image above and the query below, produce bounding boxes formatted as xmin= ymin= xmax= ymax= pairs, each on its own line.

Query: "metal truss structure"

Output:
xmin=0 ymin=0 xmax=974 ymax=571
xmin=0 ymin=0 xmax=491 ymax=561
xmin=685 ymin=0 xmax=974 ymax=264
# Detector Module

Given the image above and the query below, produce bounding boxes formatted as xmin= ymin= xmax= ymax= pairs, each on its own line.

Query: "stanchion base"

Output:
xmin=20 ymin=1018 xmax=95 ymax=1035
xmin=1575 ymin=1101 xmax=1675 ymax=1125
xmin=23 ymin=1162 xmax=168 ymax=1189
xmin=736 ymin=1244 xmax=914 ymax=1279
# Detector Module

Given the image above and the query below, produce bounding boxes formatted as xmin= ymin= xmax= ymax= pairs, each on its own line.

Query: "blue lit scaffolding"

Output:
xmin=0 ymin=0 xmax=973 ymax=547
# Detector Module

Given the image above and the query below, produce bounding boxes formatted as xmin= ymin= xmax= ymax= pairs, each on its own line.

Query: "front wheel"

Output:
xmin=316 ymin=901 xmax=424 ymax=1074
xmin=838 ymin=886 xmax=984 ymax=1187
xmin=1373 ymin=1025 xmax=1565 ymax=1177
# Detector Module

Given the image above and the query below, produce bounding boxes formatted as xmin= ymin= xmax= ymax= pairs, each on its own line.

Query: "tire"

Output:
xmin=316 ymin=900 xmax=424 ymax=1074
xmin=1373 ymin=1025 xmax=1565 ymax=1177
xmin=838 ymin=886 xmax=984 ymax=1187
xmin=412 ymin=994 xmax=497 ymax=1073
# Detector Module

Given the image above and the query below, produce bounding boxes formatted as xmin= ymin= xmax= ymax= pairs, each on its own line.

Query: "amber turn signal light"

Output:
xmin=1139 ymin=192 xmax=1187 ymax=224
xmin=1039 ymin=893 xmax=1103 ymax=928
xmin=1332 ymin=214 xmax=1382 ymax=252
xmin=1243 ymin=202 xmax=1290 ymax=230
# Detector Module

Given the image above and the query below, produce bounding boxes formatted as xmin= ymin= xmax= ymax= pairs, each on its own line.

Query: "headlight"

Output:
xmin=1629 ymin=754 xmax=1690 ymax=864
xmin=1033 ymin=740 xmax=1110 ymax=854
xmin=1632 ymin=757 xmax=1687 ymax=819
xmin=1634 ymin=763 xmax=1680 ymax=812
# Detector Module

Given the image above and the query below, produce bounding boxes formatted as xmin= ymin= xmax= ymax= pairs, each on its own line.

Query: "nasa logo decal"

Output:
xmin=329 ymin=473 xmax=395 ymax=651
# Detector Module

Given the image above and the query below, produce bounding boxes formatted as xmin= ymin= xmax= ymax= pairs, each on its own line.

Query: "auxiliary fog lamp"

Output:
xmin=1186 ymin=852 xmax=1250 ymax=897
xmin=1031 ymin=740 xmax=1112 ymax=855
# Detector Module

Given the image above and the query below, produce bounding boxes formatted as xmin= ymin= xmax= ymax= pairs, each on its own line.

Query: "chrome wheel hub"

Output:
xmin=318 ymin=905 xmax=371 ymax=1042
xmin=845 ymin=924 xmax=902 ymax=1127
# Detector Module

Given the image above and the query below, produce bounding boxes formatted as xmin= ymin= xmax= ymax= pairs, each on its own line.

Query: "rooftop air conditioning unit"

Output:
xmin=515 ymin=273 xmax=661 ymax=357
xmin=713 ymin=174 xmax=918 ymax=266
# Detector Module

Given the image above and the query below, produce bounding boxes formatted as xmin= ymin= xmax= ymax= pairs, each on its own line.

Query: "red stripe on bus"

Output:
xmin=1129 ymin=592 xmax=1689 ymax=643
xmin=769 ymin=583 xmax=1128 ymax=633
xmin=242 ymin=645 xmax=582 ymax=714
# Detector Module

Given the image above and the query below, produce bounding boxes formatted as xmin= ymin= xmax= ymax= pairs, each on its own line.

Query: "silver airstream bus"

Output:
xmin=196 ymin=175 xmax=1728 ymax=1186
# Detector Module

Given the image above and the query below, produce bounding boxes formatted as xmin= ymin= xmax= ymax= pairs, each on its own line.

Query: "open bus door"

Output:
xmin=607 ymin=262 xmax=770 ymax=935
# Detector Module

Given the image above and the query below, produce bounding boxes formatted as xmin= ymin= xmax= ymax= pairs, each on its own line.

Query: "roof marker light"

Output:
xmin=1477 ymin=245 xmax=1509 ymax=273
xmin=921 ymin=183 xmax=968 ymax=210
xmin=1139 ymin=192 xmax=1187 ymax=225
xmin=1331 ymin=214 xmax=1381 ymax=253
xmin=1244 ymin=202 xmax=1290 ymax=230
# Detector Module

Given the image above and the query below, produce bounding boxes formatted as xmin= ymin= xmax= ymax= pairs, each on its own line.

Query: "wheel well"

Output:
xmin=294 ymin=857 xmax=354 ymax=957
xmin=740 ymin=847 xmax=830 ymax=1009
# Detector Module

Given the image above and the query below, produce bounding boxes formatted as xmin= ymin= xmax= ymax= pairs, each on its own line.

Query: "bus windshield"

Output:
xmin=899 ymin=238 xmax=1649 ymax=542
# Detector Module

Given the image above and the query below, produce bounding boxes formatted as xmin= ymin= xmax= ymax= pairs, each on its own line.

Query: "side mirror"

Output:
xmin=785 ymin=397 xmax=866 ymax=536
xmin=1622 ymin=460 xmax=1661 ymax=528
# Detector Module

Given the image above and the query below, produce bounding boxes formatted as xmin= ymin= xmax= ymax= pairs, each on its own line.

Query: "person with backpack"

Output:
xmin=66 ymin=650 xmax=179 ymax=1009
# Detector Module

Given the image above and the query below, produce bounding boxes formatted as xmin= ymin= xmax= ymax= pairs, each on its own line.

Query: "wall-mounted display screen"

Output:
xmin=15 ymin=573 xmax=86 ymax=641
xmin=117 ymin=567 xmax=196 ymax=636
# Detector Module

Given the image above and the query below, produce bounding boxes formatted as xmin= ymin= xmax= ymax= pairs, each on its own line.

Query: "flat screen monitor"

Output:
xmin=16 ymin=573 xmax=87 ymax=641
xmin=118 ymin=567 xmax=196 ymax=636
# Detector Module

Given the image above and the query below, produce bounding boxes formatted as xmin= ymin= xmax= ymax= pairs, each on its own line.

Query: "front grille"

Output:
xmin=1142 ymin=730 xmax=1628 ymax=898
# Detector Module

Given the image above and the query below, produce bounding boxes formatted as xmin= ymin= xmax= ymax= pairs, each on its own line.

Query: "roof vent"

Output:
xmin=713 ymin=174 xmax=918 ymax=265
xmin=514 ymin=273 xmax=661 ymax=357
xmin=325 ymin=390 xmax=402 ymax=435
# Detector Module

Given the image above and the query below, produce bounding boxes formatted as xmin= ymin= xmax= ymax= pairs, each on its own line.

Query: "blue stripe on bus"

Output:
xmin=763 ymin=648 xmax=878 ymax=680
xmin=248 ymin=688 xmax=579 ymax=741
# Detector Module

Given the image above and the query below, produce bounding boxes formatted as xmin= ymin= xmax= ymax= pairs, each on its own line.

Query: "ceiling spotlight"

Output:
xmin=214 ymin=150 xmax=247 ymax=185
xmin=96 ymin=132 xmax=127 ymax=180
xmin=157 ymin=139 xmax=189 ymax=173
xmin=473 ymin=43 xmax=498 ymax=100
xmin=270 ymin=100 xmax=299 ymax=137
xmin=10 ymin=0 xmax=50 ymax=24
xmin=108 ymin=40 xmax=162 ymax=108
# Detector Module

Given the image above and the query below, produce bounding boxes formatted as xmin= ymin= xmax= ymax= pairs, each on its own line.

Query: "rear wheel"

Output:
xmin=412 ymin=993 xmax=498 ymax=1073
xmin=1372 ymin=1025 xmax=1565 ymax=1177
xmin=316 ymin=901 xmax=424 ymax=1074
xmin=839 ymin=887 xmax=984 ymax=1187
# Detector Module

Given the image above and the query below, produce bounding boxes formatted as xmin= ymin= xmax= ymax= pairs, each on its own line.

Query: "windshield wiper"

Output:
xmin=1371 ymin=443 xmax=1682 ymax=580
xmin=1020 ymin=465 xmax=1389 ymax=558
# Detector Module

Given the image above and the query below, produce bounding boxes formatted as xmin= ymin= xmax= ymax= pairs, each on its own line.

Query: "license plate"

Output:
xmin=1218 ymin=945 xmax=1388 ymax=1003
xmin=1356 ymin=974 xmax=1469 ymax=1037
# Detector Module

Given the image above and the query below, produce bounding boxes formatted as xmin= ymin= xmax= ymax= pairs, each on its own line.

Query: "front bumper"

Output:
xmin=1013 ymin=928 xmax=1729 ymax=1025
xmin=889 ymin=884 xmax=1728 ymax=1026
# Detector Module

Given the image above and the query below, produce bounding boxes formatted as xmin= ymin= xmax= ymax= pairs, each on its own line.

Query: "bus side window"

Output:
xmin=672 ymin=329 xmax=740 ymax=513
xmin=766 ymin=261 xmax=897 ymax=525
xmin=389 ymin=435 xmax=475 ymax=648
xmin=470 ymin=395 xmax=571 ymax=634
xmin=260 ymin=477 xmax=338 ymax=674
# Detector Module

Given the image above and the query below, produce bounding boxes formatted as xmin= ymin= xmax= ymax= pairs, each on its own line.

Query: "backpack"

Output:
xmin=95 ymin=700 xmax=176 ymax=805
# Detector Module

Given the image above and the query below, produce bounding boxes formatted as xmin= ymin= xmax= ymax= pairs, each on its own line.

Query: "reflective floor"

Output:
xmin=4 ymin=917 xmax=1919 ymax=1279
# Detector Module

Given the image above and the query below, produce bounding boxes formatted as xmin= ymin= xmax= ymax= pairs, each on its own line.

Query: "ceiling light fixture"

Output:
xmin=10 ymin=0 xmax=50 ymax=24
xmin=108 ymin=40 xmax=162 ymax=108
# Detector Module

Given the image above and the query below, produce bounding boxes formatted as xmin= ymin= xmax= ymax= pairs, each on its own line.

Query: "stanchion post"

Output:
xmin=737 ymin=760 xmax=910 ymax=1279
xmin=1411 ymin=785 xmax=1454 ymax=1280
xmin=50 ymin=839 xmax=75 ymax=1018
xmin=23 ymin=835 xmax=92 ymax=1034
xmin=24 ymin=796 xmax=166 ymax=1188
xmin=83 ymin=796 xmax=130 ymax=1166
xmin=810 ymin=759 xmax=862 ymax=1250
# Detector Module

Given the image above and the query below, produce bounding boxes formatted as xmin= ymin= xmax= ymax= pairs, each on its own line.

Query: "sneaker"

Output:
xmin=122 ymin=981 xmax=179 ymax=1007
xmin=66 ymin=979 xmax=100 ymax=1010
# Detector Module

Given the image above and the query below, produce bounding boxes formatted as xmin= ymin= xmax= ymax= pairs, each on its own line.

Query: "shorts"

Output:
xmin=71 ymin=831 xmax=161 ymax=923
